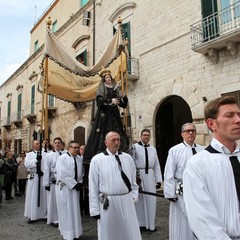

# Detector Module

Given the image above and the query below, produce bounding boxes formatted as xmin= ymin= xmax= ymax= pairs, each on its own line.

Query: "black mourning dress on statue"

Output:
xmin=83 ymin=83 xmax=129 ymax=163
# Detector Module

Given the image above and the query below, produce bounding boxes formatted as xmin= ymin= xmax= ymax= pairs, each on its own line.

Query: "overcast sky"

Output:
xmin=0 ymin=0 xmax=53 ymax=86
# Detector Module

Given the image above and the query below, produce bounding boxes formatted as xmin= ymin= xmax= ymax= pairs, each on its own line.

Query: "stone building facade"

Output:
xmin=1 ymin=0 xmax=240 ymax=171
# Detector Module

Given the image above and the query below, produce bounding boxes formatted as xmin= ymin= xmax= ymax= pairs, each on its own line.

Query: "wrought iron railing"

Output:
xmin=191 ymin=1 xmax=240 ymax=48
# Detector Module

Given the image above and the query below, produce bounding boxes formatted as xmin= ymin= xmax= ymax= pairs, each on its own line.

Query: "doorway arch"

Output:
xmin=155 ymin=95 xmax=192 ymax=176
xmin=74 ymin=126 xmax=85 ymax=145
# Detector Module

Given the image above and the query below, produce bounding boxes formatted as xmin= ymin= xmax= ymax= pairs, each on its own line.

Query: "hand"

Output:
xmin=37 ymin=171 xmax=44 ymax=176
xmin=168 ymin=198 xmax=178 ymax=202
xmin=73 ymin=182 xmax=82 ymax=191
xmin=156 ymin=182 xmax=161 ymax=189
xmin=92 ymin=215 xmax=100 ymax=220
xmin=112 ymin=98 xmax=119 ymax=105
xmin=133 ymin=198 xmax=138 ymax=204
xmin=45 ymin=186 xmax=50 ymax=191
xmin=36 ymin=154 xmax=42 ymax=161
xmin=136 ymin=176 xmax=142 ymax=187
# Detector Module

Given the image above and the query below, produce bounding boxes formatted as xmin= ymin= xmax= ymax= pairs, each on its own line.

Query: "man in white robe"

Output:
xmin=24 ymin=140 xmax=47 ymax=223
xmin=183 ymin=96 xmax=240 ymax=240
xmin=55 ymin=140 xmax=84 ymax=240
xmin=164 ymin=123 xmax=204 ymax=240
xmin=89 ymin=131 xmax=142 ymax=240
xmin=43 ymin=137 xmax=63 ymax=227
xmin=132 ymin=128 xmax=162 ymax=231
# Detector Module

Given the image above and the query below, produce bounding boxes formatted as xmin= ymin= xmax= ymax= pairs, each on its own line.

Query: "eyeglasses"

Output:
xmin=182 ymin=129 xmax=196 ymax=133
xmin=70 ymin=146 xmax=80 ymax=149
xmin=142 ymin=134 xmax=150 ymax=137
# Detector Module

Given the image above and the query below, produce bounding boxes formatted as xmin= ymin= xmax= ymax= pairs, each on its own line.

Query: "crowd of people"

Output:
xmin=0 ymin=68 xmax=240 ymax=240
xmin=0 ymin=148 xmax=28 ymax=206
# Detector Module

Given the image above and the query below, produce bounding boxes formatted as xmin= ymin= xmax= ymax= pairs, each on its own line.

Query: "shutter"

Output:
xmin=31 ymin=85 xmax=35 ymax=114
xmin=201 ymin=0 xmax=219 ymax=40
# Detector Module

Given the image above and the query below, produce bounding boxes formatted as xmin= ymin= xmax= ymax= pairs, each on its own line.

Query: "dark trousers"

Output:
xmin=18 ymin=179 xmax=27 ymax=194
xmin=5 ymin=180 xmax=13 ymax=198
xmin=0 ymin=184 xmax=2 ymax=204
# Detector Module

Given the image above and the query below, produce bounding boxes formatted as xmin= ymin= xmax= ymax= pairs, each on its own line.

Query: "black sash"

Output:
xmin=103 ymin=150 xmax=132 ymax=192
xmin=67 ymin=152 xmax=78 ymax=181
xmin=205 ymin=145 xmax=240 ymax=201
xmin=138 ymin=141 xmax=150 ymax=174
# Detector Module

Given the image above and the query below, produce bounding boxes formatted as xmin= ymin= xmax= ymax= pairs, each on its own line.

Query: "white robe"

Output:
xmin=43 ymin=150 xmax=62 ymax=224
xmin=132 ymin=142 xmax=162 ymax=230
xmin=164 ymin=142 xmax=204 ymax=240
xmin=55 ymin=153 xmax=84 ymax=240
xmin=24 ymin=151 xmax=47 ymax=220
xmin=89 ymin=150 xmax=142 ymax=240
xmin=183 ymin=138 xmax=240 ymax=240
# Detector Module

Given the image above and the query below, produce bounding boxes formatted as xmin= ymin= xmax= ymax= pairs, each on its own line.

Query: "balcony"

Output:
xmin=11 ymin=111 xmax=22 ymax=128
xmin=191 ymin=2 xmax=240 ymax=58
xmin=127 ymin=57 xmax=139 ymax=80
xmin=39 ymin=106 xmax=57 ymax=119
xmin=23 ymin=105 xmax=36 ymax=123
xmin=2 ymin=117 xmax=11 ymax=130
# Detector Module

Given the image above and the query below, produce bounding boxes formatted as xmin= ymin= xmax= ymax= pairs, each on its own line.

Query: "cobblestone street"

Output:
xmin=0 ymin=192 xmax=169 ymax=240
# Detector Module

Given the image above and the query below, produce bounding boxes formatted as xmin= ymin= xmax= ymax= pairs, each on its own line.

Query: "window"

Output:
xmin=80 ymin=0 xmax=88 ymax=7
xmin=222 ymin=91 xmax=240 ymax=104
xmin=201 ymin=0 xmax=219 ymax=40
xmin=7 ymin=100 xmax=11 ymax=125
xmin=31 ymin=85 xmax=35 ymax=114
xmin=34 ymin=40 xmax=39 ymax=52
xmin=113 ymin=22 xmax=131 ymax=55
xmin=17 ymin=93 xmax=22 ymax=120
xmin=48 ymin=95 xmax=55 ymax=107
xmin=201 ymin=0 xmax=240 ymax=40
xmin=76 ymin=49 xmax=87 ymax=65
xmin=121 ymin=22 xmax=131 ymax=56
xmin=218 ymin=0 xmax=240 ymax=24
xmin=52 ymin=20 xmax=57 ymax=33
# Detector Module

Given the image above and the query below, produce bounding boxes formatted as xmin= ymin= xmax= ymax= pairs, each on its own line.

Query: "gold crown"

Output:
xmin=99 ymin=67 xmax=111 ymax=78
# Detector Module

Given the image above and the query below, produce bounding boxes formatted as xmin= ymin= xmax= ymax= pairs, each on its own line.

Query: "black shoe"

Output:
xmin=15 ymin=193 xmax=21 ymax=196
xmin=5 ymin=196 xmax=13 ymax=200
xmin=27 ymin=219 xmax=33 ymax=224
xmin=51 ymin=223 xmax=58 ymax=227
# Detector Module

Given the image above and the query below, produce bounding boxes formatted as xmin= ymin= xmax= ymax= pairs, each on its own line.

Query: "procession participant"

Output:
xmin=43 ymin=137 xmax=63 ymax=227
xmin=183 ymin=96 xmax=240 ymax=239
xmin=24 ymin=140 xmax=47 ymax=223
xmin=55 ymin=140 xmax=84 ymax=240
xmin=42 ymin=139 xmax=52 ymax=153
xmin=84 ymin=68 xmax=129 ymax=163
xmin=78 ymin=144 xmax=87 ymax=215
xmin=164 ymin=123 xmax=204 ymax=240
xmin=89 ymin=131 xmax=142 ymax=240
xmin=4 ymin=152 xmax=17 ymax=200
xmin=132 ymin=129 xmax=162 ymax=232
xmin=0 ymin=153 xmax=5 ymax=206
xmin=16 ymin=151 xmax=28 ymax=196
xmin=79 ymin=145 xmax=85 ymax=157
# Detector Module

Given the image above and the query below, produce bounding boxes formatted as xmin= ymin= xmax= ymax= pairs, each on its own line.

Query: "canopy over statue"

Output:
xmin=40 ymin=18 xmax=127 ymax=103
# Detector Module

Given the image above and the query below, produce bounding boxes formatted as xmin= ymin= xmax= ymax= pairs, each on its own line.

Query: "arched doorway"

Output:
xmin=155 ymin=95 xmax=192 ymax=176
xmin=74 ymin=126 xmax=85 ymax=145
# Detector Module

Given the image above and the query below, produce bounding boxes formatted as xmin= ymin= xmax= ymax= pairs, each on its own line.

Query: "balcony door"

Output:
xmin=218 ymin=0 xmax=240 ymax=33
